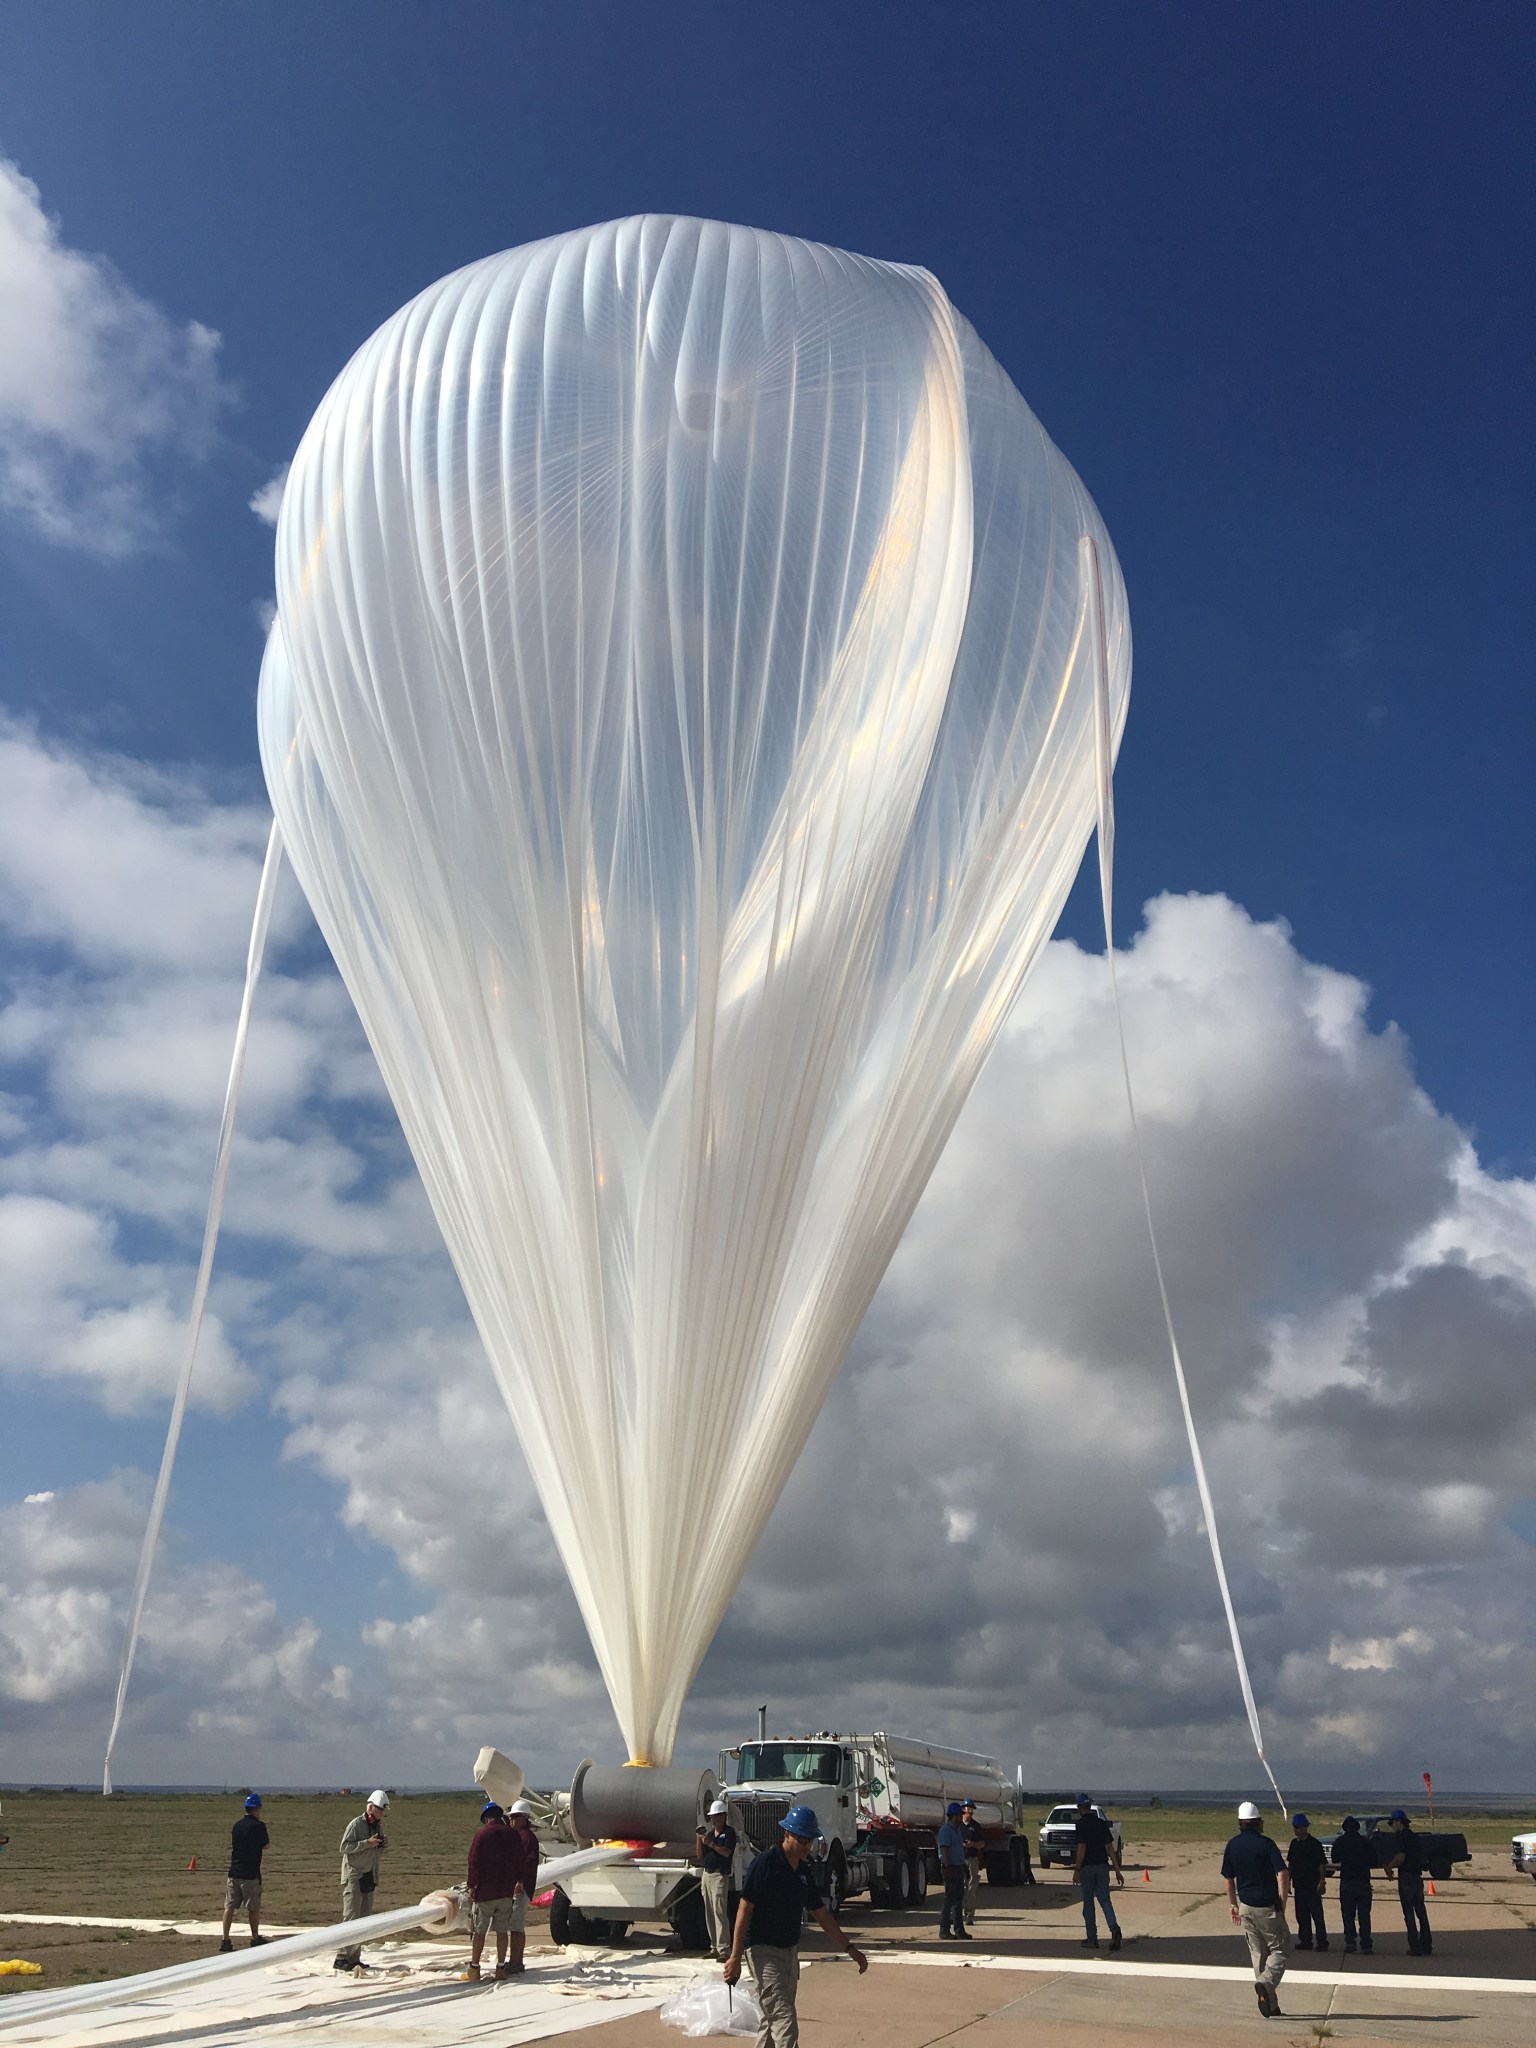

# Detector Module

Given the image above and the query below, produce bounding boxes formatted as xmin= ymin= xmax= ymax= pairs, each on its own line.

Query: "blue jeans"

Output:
xmin=1080 ymin=1864 xmax=1119 ymax=1940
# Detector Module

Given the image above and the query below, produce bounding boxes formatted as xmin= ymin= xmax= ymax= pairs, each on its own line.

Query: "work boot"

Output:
xmin=956 ymin=1928 xmax=973 ymax=1941
xmin=1343 ymin=1941 xmax=1356 ymax=1954
xmin=1296 ymin=1939 xmax=1313 ymax=1950
xmin=249 ymin=1935 xmax=268 ymax=1947
xmin=1080 ymin=1937 xmax=1099 ymax=1948
xmin=1109 ymin=1927 xmax=1122 ymax=1952
xmin=459 ymin=1963 xmax=481 ymax=1982
xmin=1255 ymin=1983 xmax=1273 ymax=2016
xmin=218 ymin=1939 xmax=234 ymax=1953
xmin=1317 ymin=1938 xmax=1330 ymax=1951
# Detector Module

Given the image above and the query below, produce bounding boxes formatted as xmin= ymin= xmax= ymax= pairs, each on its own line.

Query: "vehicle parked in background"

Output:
xmin=1512 ymin=1831 xmax=1536 ymax=1880
xmin=1037 ymin=1804 xmax=1124 ymax=1868
xmin=1319 ymin=1814 xmax=1470 ymax=1881
xmin=722 ymin=1731 xmax=1034 ymax=1910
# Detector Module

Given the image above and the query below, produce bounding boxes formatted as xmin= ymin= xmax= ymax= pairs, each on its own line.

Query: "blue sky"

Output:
xmin=1 ymin=3 xmax=1532 ymax=1792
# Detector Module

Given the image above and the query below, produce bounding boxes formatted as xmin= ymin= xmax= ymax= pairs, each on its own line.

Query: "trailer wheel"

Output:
xmin=549 ymin=1889 xmax=588 ymax=1945
xmin=910 ymin=1851 xmax=928 ymax=1902
xmin=824 ymin=1844 xmax=849 ymax=1915
xmin=892 ymin=1855 xmax=913 ymax=1908
xmin=669 ymin=1881 xmax=710 ymax=1952
xmin=984 ymin=1852 xmax=1012 ymax=1887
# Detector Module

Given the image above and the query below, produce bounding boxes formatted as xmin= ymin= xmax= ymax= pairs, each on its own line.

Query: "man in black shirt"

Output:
xmin=219 ymin=1793 xmax=270 ymax=1951
xmin=1383 ymin=1809 xmax=1432 ymax=1955
xmin=1331 ymin=1816 xmax=1375 ymax=1954
xmin=695 ymin=1798 xmax=737 ymax=1962
xmin=960 ymin=1801 xmax=986 ymax=1929
xmin=1286 ymin=1814 xmax=1329 ymax=1951
xmin=723 ymin=1804 xmax=867 ymax=2045
xmin=1071 ymin=1795 xmax=1123 ymax=1951
xmin=1220 ymin=1801 xmax=1291 ymax=2019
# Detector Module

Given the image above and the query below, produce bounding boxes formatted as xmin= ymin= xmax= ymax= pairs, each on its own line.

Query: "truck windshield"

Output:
xmin=737 ymin=1744 xmax=842 ymax=1786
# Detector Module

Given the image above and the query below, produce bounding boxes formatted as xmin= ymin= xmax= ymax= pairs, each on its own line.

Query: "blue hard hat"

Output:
xmin=781 ymin=1804 xmax=821 ymax=1840
xmin=481 ymin=1800 xmax=504 ymax=1820
xmin=1292 ymin=1813 xmax=1309 ymax=1828
xmin=243 ymin=1793 xmax=263 ymax=1810
xmin=946 ymin=1801 xmax=964 ymax=1817
xmin=1075 ymin=1793 xmax=1091 ymax=1805
xmin=1389 ymin=1808 xmax=1408 ymax=1823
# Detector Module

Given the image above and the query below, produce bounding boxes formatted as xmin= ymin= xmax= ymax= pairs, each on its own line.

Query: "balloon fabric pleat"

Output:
xmin=259 ymin=218 xmax=1131 ymax=1765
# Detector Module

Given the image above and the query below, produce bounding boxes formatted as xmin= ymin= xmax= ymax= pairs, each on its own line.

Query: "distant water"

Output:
xmin=6 ymin=1782 xmax=1531 ymax=1815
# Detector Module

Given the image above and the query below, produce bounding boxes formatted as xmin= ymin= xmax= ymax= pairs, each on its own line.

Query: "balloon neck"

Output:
xmin=623 ymin=1757 xmax=654 ymax=1768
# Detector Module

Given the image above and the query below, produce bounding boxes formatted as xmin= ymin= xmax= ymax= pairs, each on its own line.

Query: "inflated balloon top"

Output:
xmin=258 ymin=215 xmax=1129 ymax=1766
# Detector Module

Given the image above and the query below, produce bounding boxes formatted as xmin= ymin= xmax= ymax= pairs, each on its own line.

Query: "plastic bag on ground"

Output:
xmin=659 ymin=1972 xmax=762 ymax=2036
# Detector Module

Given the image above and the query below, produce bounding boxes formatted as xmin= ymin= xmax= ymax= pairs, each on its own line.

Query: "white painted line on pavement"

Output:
xmin=880 ymin=1950 xmax=1536 ymax=1996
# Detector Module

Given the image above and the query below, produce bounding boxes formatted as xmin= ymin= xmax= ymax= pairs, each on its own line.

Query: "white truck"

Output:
xmin=720 ymin=1729 xmax=1034 ymax=1911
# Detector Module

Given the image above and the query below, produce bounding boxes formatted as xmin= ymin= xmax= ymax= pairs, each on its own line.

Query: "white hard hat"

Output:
xmin=708 ymin=1799 xmax=728 ymax=1816
xmin=368 ymin=1790 xmax=390 ymax=1810
xmin=1237 ymin=1801 xmax=1261 ymax=1821
xmin=508 ymin=1798 xmax=532 ymax=1815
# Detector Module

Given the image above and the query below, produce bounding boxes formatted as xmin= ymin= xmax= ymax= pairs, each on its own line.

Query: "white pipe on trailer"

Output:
xmin=0 ymin=1844 xmax=630 ymax=2032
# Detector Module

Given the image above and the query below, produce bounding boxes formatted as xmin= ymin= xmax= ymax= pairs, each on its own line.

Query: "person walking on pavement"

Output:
xmin=1286 ymin=1813 xmax=1329 ymax=1951
xmin=219 ymin=1793 xmax=269 ymax=1952
xmin=1071 ymin=1794 xmax=1123 ymax=1951
xmin=960 ymin=1800 xmax=985 ymax=1928
xmin=1332 ymin=1815 xmax=1375 ymax=1955
xmin=1383 ymin=1809 xmax=1433 ymax=1955
xmin=695 ymin=1797 xmax=737 ymax=1962
xmin=723 ymin=1804 xmax=867 ymax=2047
xmin=937 ymin=1801 xmax=969 ymax=1939
xmin=334 ymin=1791 xmax=390 ymax=1971
xmin=1221 ymin=1800 xmax=1291 ymax=2019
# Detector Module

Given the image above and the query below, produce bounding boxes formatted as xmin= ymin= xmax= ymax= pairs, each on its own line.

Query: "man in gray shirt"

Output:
xmin=334 ymin=1790 xmax=390 ymax=1971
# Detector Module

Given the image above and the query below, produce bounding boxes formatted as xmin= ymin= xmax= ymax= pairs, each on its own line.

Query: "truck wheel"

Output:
xmin=825 ymin=1845 xmax=849 ymax=1916
xmin=893 ymin=1855 xmax=913 ymax=1909
xmin=1039 ymin=1852 xmax=1052 ymax=1868
xmin=669 ymin=1882 xmax=710 ymax=1951
xmin=910 ymin=1852 xmax=928 ymax=1902
xmin=549 ymin=1889 xmax=590 ymax=1945
xmin=984 ymin=1852 xmax=1012 ymax=1887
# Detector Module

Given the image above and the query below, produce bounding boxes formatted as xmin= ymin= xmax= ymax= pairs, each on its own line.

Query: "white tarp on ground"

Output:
xmin=0 ymin=1941 xmax=701 ymax=2046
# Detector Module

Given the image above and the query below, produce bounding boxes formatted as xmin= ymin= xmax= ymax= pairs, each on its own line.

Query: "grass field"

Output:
xmin=0 ymin=1789 xmax=1523 ymax=1996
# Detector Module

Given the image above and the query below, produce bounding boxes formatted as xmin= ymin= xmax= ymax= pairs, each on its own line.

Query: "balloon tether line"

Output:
xmin=1084 ymin=537 xmax=1285 ymax=1818
xmin=102 ymin=818 xmax=286 ymax=1795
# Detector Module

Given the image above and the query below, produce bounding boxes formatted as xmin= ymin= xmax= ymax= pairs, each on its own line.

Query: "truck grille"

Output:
xmin=740 ymin=1798 xmax=791 ymax=1853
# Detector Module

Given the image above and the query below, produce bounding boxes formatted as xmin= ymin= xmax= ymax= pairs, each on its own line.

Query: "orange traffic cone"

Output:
xmin=187 ymin=1857 xmax=197 ymax=1872
xmin=1426 ymin=1880 xmax=1436 ymax=1896
xmin=1142 ymin=1868 xmax=1151 ymax=1882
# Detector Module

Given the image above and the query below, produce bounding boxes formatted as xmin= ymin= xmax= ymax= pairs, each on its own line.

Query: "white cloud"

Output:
xmin=249 ymin=464 xmax=288 ymax=526
xmin=0 ymin=159 xmax=234 ymax=554
xmin=1 ymin=721 xmax=1533 ymax=1788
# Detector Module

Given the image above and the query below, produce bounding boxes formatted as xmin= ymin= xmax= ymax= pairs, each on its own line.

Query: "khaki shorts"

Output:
xmin=225 ymin=1877 xmax=262 ymax=1911
xmin=472 ymin=1892 xmax=527 ymax=1935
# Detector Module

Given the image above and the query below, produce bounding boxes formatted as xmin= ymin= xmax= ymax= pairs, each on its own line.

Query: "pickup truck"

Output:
xmin=1319 ymin=1815 xmax=1470 ymax=1882
xmin=1511 ymin=1830 xmax=1536 ymax=1880
xmin=1037 ymin=1804 xmax=1124 ymax=1868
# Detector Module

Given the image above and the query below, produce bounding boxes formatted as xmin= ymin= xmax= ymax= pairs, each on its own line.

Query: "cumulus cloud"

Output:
xmin=0 ymin=159 xmax=234 ymax=554
xmin=249 ymin=464 xmax=288 ymax=526
xmin=1 ymin=721 xmax=1532 ymax=1788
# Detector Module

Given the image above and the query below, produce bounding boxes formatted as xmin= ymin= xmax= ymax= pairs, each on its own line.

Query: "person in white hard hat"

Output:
xmin=334 ymin=1790 xmax=391 ymax=1971
xmin=695 ymin=1797 xmax=737 ymax=1960
xmin=1220 ymin=1801 xmax=1291 ymax=2019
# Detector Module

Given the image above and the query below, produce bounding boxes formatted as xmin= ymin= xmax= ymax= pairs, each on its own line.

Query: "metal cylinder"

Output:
xmin=570 ymin=1761 xmax=719 ymax=1846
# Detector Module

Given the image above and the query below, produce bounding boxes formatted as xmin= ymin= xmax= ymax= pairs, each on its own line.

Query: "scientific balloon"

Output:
xmin=258 ymin=216 xmax=1129 ymax=1766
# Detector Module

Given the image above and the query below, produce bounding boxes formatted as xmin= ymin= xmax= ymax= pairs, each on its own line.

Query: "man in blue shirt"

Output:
xmin=1221 ymin=1801 xmax=1292 ymax=2019
xmin=1383 ymin=1810 xmax=1433 ymax=1956
xmin=724 ymin=1805 xmax=867 ymax=2046
xmin=936 ymin=1801 xmax=969 ymax=1940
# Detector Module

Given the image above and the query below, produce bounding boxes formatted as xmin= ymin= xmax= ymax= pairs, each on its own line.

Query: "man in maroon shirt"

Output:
xmin=461 ymin=1799 xmax=541 ymax=1981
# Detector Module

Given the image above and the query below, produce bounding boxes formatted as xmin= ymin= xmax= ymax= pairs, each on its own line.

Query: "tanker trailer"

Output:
xmin=721 ymin=1729 xmax=1032 ymax=1910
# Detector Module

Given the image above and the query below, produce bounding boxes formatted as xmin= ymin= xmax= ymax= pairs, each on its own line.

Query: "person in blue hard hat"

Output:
xmin=1071 ymin=1794 xmax=1123 ymax=1951
xmin=219 ymin=1793 xmax=269 ymax=1952
xmin=937 ymin=1801 xmax=970 ymax=1939
xmin=1286 ymin=1814 xmax=1329 ymax=1951
xmin=724 ymin=1804 xmax=867 ymax=2046
xmin=960 ymin=1800 xmax=986 ymax=1928
xmin=1382 ymin=1810 xmax=1433 ymax=1955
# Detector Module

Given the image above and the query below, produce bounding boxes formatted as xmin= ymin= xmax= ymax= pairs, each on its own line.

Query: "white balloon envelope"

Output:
xmin=258 ymin=215 xmax=1130 ymax=1765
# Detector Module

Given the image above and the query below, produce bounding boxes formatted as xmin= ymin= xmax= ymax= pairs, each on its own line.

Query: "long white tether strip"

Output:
xmin=1083 ymin=539 xmax=1285 ymax=1816
xmin=102 ymin=818 xmax=286 ymax=1795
